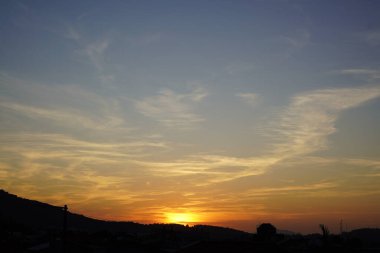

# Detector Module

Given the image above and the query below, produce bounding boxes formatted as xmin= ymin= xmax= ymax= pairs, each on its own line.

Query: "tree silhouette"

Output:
xmin=257 ymin=223 xmax=276 ymax=240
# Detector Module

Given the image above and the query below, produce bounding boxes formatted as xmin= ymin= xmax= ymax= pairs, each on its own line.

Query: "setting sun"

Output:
xmin=1 ymin=0 xmax=380 ymax=236
xmin=165 ymin=212 xmax=199 ymax=225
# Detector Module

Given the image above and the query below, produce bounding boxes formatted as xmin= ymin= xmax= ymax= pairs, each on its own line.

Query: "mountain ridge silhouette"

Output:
xmin=2 ymin=189 xmax=380 ymax=252
xmin=0 ymin=189 xmax=147 ymax=233
xmin=0 ymin=189 xmax=250 ymax=239
xmin=2 ymin=189 xmax=380 ymax=240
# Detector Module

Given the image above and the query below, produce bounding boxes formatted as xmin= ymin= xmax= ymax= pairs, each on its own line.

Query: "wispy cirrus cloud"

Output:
xmin=2 ymin=72 xmax=379 ymax=222
xmin=0 ymin=73 xmax=171 ymax=213
xmin=344 ymin=158 xmax=380 ymax=169
xmin=82 ymin=38 xmax=110 ymax=71
xmin=126 ymin=32 xmax=164 ymax=45
xmin=236 ymin=92 xmax=260 ymax=106
xmin=280 ymin=29 xmax=311 ymax=48
xmin=224 ymin=62 xmax=255 ymax=75
xmin=64 ymin=26 xmax=81 ymax=41
xmin=134 ymin=87 xmax=207 ymax=129
xmin=0 ymin=73 xmax=127 ymax=132
xmin=63 ymin=26 xmax=113 ymax=82
xmin=137 ymin=86 xmax=380 ymax=185
xmin=0 ymin=100 xmax=122 ymax=131
xmin=272 ymin=86 xmax=380 ymax=157
xmin=242 ymin=181 xmax=336 ymax=198
xmin=0 ymin=131 xmax=170 ymax=210
xmin=360 ymin=30 xmax=380 ymax=46
xmin=133 ymin=154 xmax=279 ymax=183
xmin=340 ymin=68 xmax=380 ymax=80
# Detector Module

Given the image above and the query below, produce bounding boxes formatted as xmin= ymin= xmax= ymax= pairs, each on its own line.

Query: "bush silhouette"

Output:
xmin=257 ymin=223 xmax=276 ymax=240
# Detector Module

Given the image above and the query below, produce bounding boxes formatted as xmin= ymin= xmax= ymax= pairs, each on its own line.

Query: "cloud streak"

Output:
xmin=135 ymin=87 xmax=207 ymax=129
xmin=236 ymin=92 xmax=259 ymax=106
xmin=0 ymin=73 xmax=130 ymax=132
xmin=1 ymin=72 xmax=380 ymax=226
xmin=63 ymin=26 xmax=113 ymax=82
xmin=361 ymin=30 xmax=380 ymax=46
xmin=82 ymin=39 xmax=110 ymax=71
xmin=340 ymin=68 xmax=380 ymax=80
xmin=272 ymin=87 xmax=380 ymax=157
xmin=138 ymin=86 xmax=380 ymax=185
xmin=281 ymin=29 xmax=311 ymax=48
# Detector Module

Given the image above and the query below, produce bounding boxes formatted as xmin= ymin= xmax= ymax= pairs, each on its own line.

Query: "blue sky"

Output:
xmin=1 ymin=0 xmax=380 ymax=233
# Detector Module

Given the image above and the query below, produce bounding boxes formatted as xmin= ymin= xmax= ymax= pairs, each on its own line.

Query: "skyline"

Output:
xmin=1 ymin=0 xmax=380 ymax=234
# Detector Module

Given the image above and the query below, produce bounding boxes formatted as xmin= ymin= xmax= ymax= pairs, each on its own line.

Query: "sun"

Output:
xmin=165 ymin=212 xmax=198 ymax=225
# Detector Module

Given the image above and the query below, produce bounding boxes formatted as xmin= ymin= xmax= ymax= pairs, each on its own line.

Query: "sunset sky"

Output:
xmin=1 ymin=0 xmax=380 ymax=234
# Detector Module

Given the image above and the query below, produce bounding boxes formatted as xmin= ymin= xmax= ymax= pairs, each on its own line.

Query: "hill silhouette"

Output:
xmin=0 ymin=189 xmax=147 ymax=233
xmin=1 ymin=189 xmax=380 ymax=253
xmin=0 ymin=189 xmax=249 ymax=239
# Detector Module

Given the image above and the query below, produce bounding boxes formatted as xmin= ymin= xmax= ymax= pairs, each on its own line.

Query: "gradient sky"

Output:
xmin=1 ymin=0 xmax=380 ymax=234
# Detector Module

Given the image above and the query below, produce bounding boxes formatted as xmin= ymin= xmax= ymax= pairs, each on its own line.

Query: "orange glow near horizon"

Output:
xmin=165 ymin=212 xmax=200 ymax=225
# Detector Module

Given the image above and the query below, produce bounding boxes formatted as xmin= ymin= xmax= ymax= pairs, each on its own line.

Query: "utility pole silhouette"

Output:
xmin=62 ymin=204 xmax=68 ymax=253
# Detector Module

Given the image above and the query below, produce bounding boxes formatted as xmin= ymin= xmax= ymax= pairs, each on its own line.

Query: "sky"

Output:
xmin=1 ymin=0 xmax=380 ymax=234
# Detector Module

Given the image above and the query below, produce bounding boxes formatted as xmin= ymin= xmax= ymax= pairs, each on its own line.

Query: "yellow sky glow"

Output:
xmin=165 ymin=212 xmax=201 ymax=225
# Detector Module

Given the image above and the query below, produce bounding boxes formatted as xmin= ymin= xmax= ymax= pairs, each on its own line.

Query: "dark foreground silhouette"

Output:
xmin=1 ymin=189 xmax=380 ymax=252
